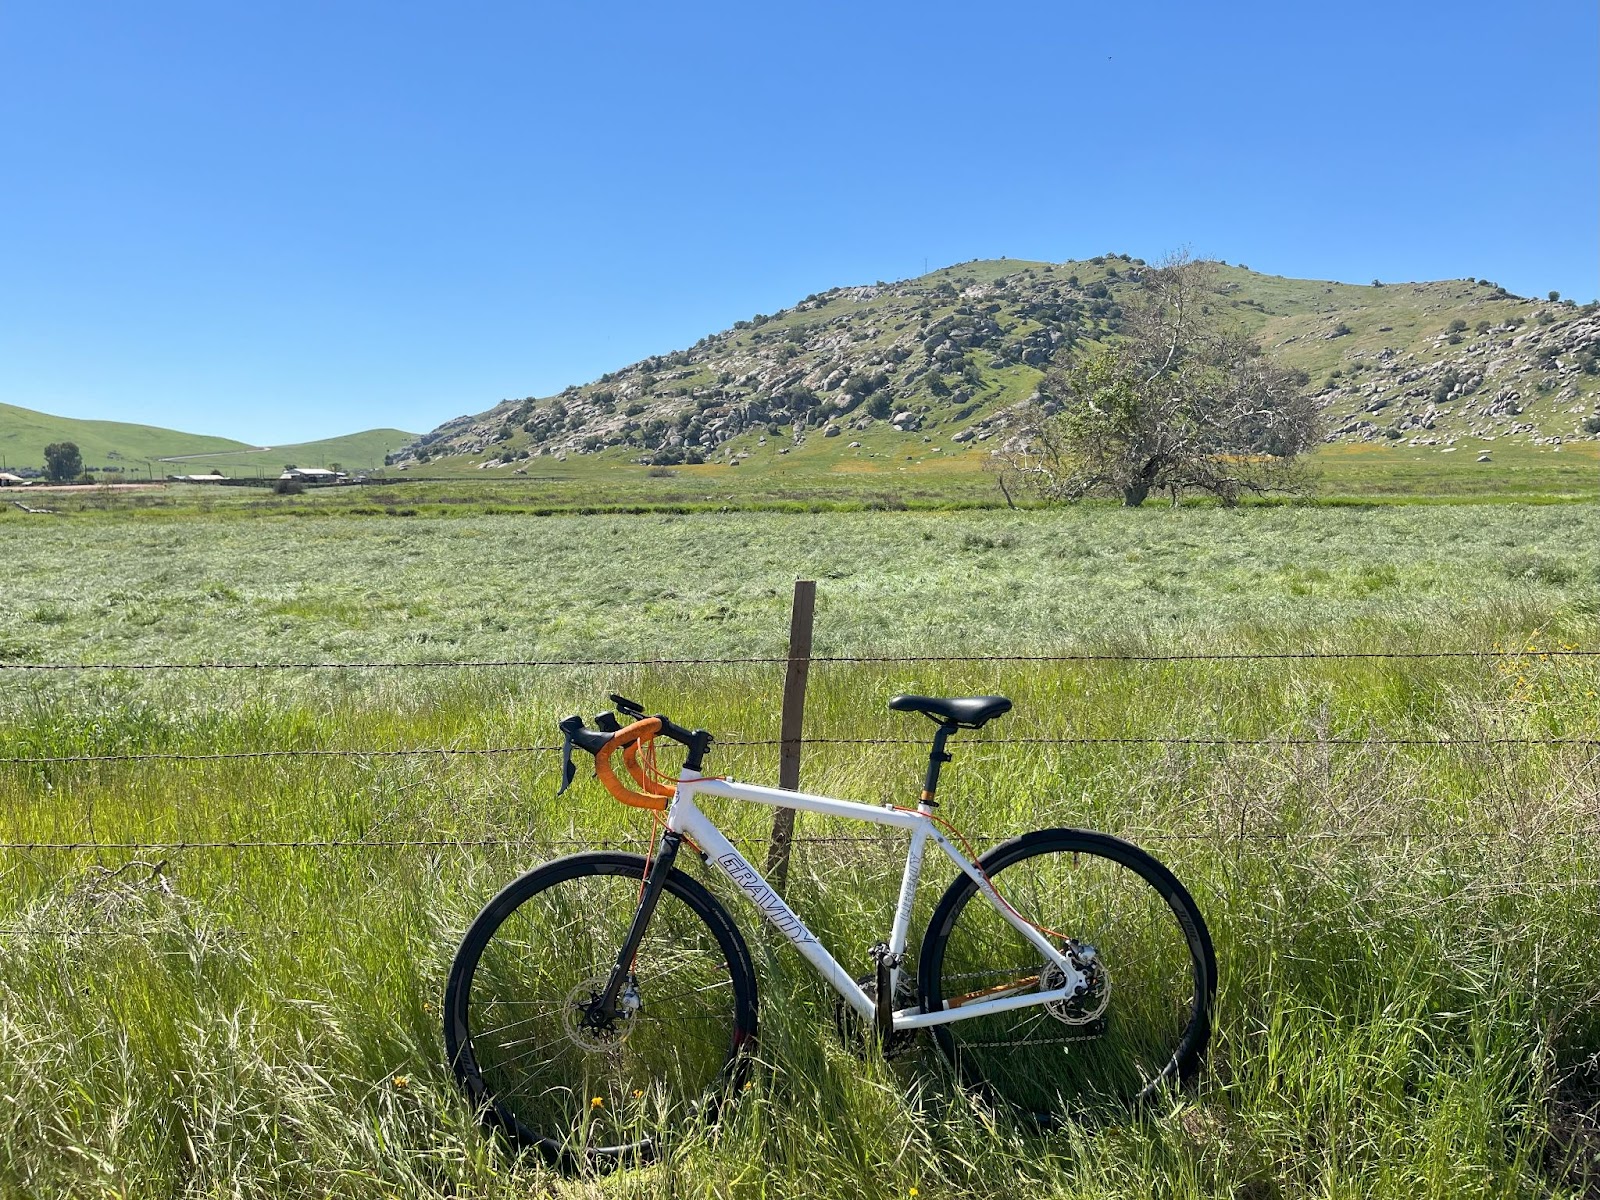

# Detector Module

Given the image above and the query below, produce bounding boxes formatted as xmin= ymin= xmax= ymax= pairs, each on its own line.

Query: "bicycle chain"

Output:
xmin=957 ymin=1034 xmax=1103 ymax=1048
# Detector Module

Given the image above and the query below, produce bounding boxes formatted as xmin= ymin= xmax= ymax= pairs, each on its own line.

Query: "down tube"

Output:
xmin=674 ymin=804 xmax=876 ymax=1020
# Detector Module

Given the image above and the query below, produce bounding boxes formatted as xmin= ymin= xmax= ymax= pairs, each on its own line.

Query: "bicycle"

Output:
xmin=444 ymin=692 xmax=1217 ymax=1164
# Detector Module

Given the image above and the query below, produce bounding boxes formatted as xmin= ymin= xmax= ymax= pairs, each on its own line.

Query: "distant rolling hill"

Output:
xmin=0 ymin=403 xmax=414 ymax=478
xmin=389 ymin=257 xmax=1600 ymax=475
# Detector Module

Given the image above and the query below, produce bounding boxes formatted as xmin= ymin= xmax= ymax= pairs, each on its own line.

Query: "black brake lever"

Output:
xmin=556 ymin=715 xmax=584 ymax=795
xmin=557 ymin=735 xmax=577 ymax=795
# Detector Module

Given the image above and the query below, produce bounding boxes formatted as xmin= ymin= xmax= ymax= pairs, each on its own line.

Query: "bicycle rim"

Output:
xmin=445 ymin=854 xmax=756 ymax=1162
xmin=919 ymin=829 xmax=1215 ymax=1120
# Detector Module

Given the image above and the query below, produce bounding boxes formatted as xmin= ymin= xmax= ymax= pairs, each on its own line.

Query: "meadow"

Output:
xmin=2 ymin=500 xmax=1598 ymax=1198
xmin=11 ymin=434 xmax=1597 ymax=523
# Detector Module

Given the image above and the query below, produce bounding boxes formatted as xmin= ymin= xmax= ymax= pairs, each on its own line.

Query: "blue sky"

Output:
xmin=2 ymin=1 xmax=1595 ymax=444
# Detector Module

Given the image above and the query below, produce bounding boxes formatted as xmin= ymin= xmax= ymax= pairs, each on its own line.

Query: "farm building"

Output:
xmin=279 ymin=467 xmax=346 ymax=483
xmin=0 ymin=472 xmax=28 ymax=487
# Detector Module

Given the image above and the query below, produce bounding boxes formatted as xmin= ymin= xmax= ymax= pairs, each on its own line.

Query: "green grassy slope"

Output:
xmin=154 ymin=428 xmax=418 ymax=477
xmin=0 ymin=401 xmax=413 ymax=476
xmin=0 ymin=401 xmax=248 ymax=470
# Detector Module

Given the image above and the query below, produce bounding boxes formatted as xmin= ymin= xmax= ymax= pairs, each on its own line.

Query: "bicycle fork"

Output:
xmin=586 ymin=831 xmax=685 ymax=1029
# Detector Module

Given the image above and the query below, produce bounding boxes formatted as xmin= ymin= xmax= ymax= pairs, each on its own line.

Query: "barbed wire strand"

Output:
xmin=2 ymin=826 xmax=1595 ymax=853
xmin=0 ymin=647 xmax=1596 ymax=671
xmin=3 ymin=733 xmax=1598 ymax=766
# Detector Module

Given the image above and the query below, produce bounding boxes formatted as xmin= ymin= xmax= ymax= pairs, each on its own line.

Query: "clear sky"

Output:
xmin=2 ymin=1 xmax=1595 ymax=445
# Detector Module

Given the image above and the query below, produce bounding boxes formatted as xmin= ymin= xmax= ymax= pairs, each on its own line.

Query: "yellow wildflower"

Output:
xmin=591 ymin=1096 xmax=604 ymax=1108
xmin=393 ymin=1075 xmax=410 ymax=1089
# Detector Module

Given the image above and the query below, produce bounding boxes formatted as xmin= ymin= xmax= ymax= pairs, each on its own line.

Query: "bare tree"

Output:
xmin=995 ymin=254 xmax=1321 ymax=507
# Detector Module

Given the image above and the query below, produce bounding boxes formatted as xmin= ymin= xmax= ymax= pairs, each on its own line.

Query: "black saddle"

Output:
xmin=888 ymin=694 xmax=1012 ymax=729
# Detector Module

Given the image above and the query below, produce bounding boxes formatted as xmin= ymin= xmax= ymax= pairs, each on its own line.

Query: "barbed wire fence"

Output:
xmin=2 ymin=580 xmax=1597 ymax=938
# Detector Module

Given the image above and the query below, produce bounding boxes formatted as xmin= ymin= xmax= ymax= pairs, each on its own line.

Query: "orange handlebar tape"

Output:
xmin=622 ymin=738 xmax=676 ymax=799
xmin=594 ymin=717 xmax=671 ymax=810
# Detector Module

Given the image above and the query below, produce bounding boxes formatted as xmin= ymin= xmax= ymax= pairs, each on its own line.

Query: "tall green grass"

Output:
xmin=2 ymin=506 xmax=1598 ymax=1197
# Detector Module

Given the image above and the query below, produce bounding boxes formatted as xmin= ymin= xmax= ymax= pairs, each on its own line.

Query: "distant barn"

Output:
xmin=279 ymin=467 xmax=346 ymax=484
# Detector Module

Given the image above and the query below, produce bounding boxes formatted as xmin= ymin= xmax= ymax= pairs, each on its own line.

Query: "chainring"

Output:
xmin=832 ymin=971 xmax=922 ymax=1059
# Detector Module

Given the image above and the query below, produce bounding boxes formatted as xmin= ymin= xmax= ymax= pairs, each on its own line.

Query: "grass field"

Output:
xmin=9 ymin=436 xmax=1596 ymax=522
xmin=2 ymin=501 xmax=1599 ymax=1197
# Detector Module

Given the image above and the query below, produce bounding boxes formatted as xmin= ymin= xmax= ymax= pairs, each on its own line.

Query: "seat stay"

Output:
xmin=920 ymin=818 xmax=1086 ymax=998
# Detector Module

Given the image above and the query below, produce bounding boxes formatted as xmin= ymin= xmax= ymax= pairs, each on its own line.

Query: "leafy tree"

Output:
xmin=997 ymin=254 xmax=1321 ymax=507
xmin=43 ymin=442 xmax=82 ymax=482
xmin=1548 ymin=290 xmax=1561 ymax=302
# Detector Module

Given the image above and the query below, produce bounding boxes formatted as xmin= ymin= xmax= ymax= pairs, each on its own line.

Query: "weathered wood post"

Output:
xmin=765 ymin=579 xmax=815 ymax=894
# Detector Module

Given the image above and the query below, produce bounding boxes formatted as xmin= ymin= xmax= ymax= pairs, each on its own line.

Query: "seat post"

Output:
xmin=920 ymin=722 xmax=957 ymax=807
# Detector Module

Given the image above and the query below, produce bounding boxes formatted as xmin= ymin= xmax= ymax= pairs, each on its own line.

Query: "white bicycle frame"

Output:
xmin=668 ymin=768 xmax=1087 ymax=1031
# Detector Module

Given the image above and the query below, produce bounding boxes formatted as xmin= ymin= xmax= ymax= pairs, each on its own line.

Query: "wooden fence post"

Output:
xmin=765 ymin=579 xmax=815 ymax=895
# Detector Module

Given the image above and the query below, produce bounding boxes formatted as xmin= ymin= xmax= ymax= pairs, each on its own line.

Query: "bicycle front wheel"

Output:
xmin=918 ymin=829 xmax=1216 ymax=1120
xmin=444 ymin=852 xmax=758 ymax=1163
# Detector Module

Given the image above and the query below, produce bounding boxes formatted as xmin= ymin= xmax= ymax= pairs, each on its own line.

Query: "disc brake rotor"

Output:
xmin=562 ymin=975 xmax=638 ymax=1052
xmin=1043 ymin=943 xmax=1110 ymax=1026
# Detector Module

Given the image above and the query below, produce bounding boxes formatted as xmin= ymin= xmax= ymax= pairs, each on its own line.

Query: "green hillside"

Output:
xmin=0 ymin=402 xmax=245 ymax=472
xmin=391 ymin=257 xmax=1600 ymax=482
xmin=152 ymin=428 xmax=418 ymax=478
xmin=0 ymin=402 xmax=413 ymax=478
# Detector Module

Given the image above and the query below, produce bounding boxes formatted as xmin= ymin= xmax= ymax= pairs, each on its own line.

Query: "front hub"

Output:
xmin=563 ymin=975 xmax=640 ymax=1052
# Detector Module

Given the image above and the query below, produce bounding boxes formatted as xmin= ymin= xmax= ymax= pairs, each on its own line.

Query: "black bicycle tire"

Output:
xmin=917 ymin=828 xmax=1216 ymax=1117
xmin=444 ymin=851 xmax=759 ymax=1164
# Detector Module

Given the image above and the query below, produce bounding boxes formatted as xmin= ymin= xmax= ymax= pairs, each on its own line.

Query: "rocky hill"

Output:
xmin=390 ymin=257 xmax=1600 ymax=472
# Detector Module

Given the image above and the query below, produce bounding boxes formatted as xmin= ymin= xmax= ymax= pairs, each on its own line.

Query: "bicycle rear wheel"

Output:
xmin=444 ymin=852 xmax=758 ymax=1163
xmin=918 ymin=829 xmax=1215 ymax=1120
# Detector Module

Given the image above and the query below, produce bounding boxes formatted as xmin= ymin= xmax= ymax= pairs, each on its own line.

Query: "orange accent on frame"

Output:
xmin=947 ymin=973 xmax=1042 ymax=1008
